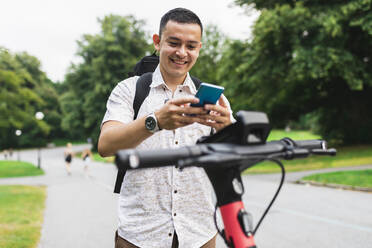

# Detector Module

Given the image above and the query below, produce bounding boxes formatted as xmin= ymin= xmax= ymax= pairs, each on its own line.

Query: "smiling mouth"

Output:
xmin=170 ymin=58 xmax=188 ymax=65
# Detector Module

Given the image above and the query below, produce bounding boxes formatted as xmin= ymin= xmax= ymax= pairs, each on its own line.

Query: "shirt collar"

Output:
xmin=150 ymin=65 xmax=198 ymax=94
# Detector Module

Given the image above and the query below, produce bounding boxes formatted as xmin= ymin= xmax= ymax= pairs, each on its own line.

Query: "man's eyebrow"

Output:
xmin=167 ymin=36 xmax=200 ymax=44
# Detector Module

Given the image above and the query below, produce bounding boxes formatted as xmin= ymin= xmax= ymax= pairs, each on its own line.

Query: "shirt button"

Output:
xmin=175 ymin=141 xmax=178 ymax=145
xmin=179 ymin=89 xmax=182 ymax=92
xmin=168 ymin=233 xmax=172 ymax=237
xmin=174 ymin=190 xmax=178 ymax=194
xmin=174 ymin=213 xmax=177 ymax=216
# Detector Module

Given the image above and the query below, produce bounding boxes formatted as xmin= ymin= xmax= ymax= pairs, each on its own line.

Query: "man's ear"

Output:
xmin=153 ymin=34 xmax=160 ymax=51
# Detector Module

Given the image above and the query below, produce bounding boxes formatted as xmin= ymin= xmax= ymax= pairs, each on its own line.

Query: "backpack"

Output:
xmin=113 ymin=54 xmax=202 ymax=193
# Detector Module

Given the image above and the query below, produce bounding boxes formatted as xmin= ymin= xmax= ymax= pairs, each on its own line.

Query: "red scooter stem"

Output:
xmin=220 ymin=201 xmax=257 ymax=248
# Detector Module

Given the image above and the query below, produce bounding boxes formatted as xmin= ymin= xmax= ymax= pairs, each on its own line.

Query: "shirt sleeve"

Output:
xmin=101 ymin=76 xmax=138 ymax=127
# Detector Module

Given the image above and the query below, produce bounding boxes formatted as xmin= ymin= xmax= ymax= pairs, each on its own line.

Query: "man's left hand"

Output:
xmin=197 ymin=97 xmax=232 ymax=131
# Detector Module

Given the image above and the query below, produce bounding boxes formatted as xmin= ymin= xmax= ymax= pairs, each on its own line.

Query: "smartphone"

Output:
xmin=190 ymin=82 xmax=225 ymax=107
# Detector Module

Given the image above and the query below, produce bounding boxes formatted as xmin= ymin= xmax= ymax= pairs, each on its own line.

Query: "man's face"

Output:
xmin=153 ymin=21 xmax=202 ymax=82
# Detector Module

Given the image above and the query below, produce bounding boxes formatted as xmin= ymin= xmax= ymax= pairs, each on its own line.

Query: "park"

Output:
xmin=1 ymin=0 xmax=372 ymax=247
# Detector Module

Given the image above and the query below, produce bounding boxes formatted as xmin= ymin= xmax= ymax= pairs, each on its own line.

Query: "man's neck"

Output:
xmin=161 ymin=72 xmax=187 ymax=92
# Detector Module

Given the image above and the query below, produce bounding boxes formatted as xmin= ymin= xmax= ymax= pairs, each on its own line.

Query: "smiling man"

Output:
xmin=154 ymin=18 xmax=201 ymax=88
xmin=98 ymin=8 xmax=233 ymax=248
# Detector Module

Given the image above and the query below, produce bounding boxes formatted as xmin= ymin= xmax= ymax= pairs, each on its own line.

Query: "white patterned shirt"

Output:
xmin=102 ymin=66 xmax=233 ymax=248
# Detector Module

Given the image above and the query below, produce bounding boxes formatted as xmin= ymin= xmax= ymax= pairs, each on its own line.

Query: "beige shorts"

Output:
xmin=114 ymin=231 xmax=216 ymax=248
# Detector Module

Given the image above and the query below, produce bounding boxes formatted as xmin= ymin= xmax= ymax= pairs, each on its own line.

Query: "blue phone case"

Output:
xmin=191 ymin=82 xmax=224 ymax=107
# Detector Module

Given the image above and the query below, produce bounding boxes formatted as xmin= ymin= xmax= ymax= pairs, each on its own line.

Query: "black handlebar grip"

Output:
xmin=294 ymin=140 xmax=327 ymax=150
xmin=115 ymin=149 xmax=137 ymax=170
xmin=115 ymin=146 xmax=205 ymax=170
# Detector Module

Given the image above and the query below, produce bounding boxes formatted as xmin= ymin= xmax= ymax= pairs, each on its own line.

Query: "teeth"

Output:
xmin=171 ymin=58 xmax=187 ymax=64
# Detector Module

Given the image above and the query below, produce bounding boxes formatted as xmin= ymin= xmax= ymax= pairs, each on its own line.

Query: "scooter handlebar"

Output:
xmin=291 ymin=139 xmax=327 ymax=150
xmin=115 ymin=139 xmax=333 ymax=171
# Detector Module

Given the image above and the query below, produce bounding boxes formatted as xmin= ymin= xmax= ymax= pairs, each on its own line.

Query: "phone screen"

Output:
xmin=191 ymin=83 xmax=224 ymax=107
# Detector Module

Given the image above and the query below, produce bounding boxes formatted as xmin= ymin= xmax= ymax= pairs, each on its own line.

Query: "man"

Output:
xmin=98 ymin=8 xmax=233 ymax=248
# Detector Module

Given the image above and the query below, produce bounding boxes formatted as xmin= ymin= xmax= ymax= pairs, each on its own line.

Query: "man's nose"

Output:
xmin=176 ymin=45 xmax=187 ymax=57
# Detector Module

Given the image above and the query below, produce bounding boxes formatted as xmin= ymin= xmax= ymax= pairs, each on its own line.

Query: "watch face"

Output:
xmin=145 ymin=116 xmax=156 ymax=131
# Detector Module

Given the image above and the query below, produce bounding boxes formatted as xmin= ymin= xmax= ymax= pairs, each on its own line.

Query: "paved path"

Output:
xmin=1 ymin=146 xmax=371 ymax=248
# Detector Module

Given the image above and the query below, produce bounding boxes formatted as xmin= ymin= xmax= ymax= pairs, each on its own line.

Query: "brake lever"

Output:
xmin=311 ymin=148 xmax=337 ymax=156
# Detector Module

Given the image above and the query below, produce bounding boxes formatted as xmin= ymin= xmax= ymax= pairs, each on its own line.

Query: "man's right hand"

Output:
xmin=99 ymin=97 xmax=207 ymax=157
xmin=156 ymin=97 xmax=208 ymax=130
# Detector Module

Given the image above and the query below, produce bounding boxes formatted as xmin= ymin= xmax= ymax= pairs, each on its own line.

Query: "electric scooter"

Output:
xmin=115 ymin=111 xmax=336 ymax=248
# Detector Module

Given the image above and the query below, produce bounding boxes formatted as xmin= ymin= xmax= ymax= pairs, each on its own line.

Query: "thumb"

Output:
xmin=218 ymin=96 xmax=227 ymax=107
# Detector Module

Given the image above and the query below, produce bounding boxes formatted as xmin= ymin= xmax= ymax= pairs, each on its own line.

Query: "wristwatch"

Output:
xmin=145 ymin=113 xmax=160 ymax=133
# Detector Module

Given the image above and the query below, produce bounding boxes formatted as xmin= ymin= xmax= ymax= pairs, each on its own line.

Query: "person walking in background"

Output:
xmin=64 ymin=143 xmax=73 ymax=175
xmin=81 ymin=148 xmax=93 ymax=174
xmin=8 ymin=148 xmax=13 ymax=159
xmin=2 ymin=149 xmax=9 ymax=160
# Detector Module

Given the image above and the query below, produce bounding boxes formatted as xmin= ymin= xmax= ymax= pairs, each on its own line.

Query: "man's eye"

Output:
xmin=169 ymin=42 xmax=178 ymax=47
xmin=188 ymin=45 xmax=196 ymax=50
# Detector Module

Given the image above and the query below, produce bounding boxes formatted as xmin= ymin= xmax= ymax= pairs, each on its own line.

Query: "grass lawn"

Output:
xmin=0 ymin=185 xmax=46 ymax=248
xmin=302 ymin=170 xmax=372 ymax=188
xmin=244 ymin=145 xmax=372 ymax=173
xmin=0 ymin=161 xmax=44 ymax=178
xmin=92 ymin=153 xmax=114 ymax=163
xmin=267 ymin=129 xmax=321 ymax=141
xmin=243 ymin=130 xmax=372 ymax=174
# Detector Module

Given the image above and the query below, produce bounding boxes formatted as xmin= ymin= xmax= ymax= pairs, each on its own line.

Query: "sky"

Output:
xmin=1 ymin=0 xmax=259 ymax=82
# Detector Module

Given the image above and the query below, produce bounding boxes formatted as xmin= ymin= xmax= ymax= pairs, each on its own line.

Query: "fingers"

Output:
xmin=199 ymin=99 xmax=232 ymax=131
xmin=168 ymin=97 xmax=199 ymax=106
xmin=198 ymin=113 xmax=226 ymax=126
xmin=196 ymin=116 xmax=227 ymax=131
xmin=156 ymin=101 xmax=207 ymax=130
xmin=162 ymin=114 xmax=206 ymax=130
xmin=177 ymin=115 xmax=206 ymax=126
xmin=167 ymin=103 xmax=207 ymax=116
xmin=204 ymin=103 xmax=230 ymax=117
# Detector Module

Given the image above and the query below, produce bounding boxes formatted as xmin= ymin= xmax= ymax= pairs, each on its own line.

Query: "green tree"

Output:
xmin=0 ymin=48 xmax=60 ymax=149
xmin=190 ymin=25 xmax=230 ymax=84
xmin=60 ymin=15 xmax=151 ymax=147
xmin=226 ymin=0 xmax=372 ymax=144
xmin=15 ymin=52 xmax=63 ymax=141
xmin=218 ymin=39 xmax=252 ymax=112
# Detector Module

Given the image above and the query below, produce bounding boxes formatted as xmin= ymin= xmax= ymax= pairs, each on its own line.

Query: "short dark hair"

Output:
xmin=159 ymin=8 xmax=203 ymax=38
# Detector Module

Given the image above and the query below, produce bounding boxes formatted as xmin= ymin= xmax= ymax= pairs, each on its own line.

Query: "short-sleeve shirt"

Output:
xmin=102 ymin=66 xmax=233 ymax=248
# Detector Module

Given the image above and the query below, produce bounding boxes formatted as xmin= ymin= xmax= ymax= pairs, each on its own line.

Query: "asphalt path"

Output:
xmin=1 ymin=146 xmax=371 ymax=248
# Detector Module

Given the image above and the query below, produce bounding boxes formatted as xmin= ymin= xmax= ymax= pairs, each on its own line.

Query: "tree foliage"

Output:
xmin=0 ymin=48 xmax=61 ymax=149
xmin=190 ymin=25 xmax=230 ymax=84
xmin=60 ymin=15 xmax=151 ymax=147
xmin=227 ymin=0 xmax=372 ymax=144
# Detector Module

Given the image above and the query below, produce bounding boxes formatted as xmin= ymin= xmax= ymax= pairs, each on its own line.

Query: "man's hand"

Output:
xmin=155 ymin=97 xmax=208 ymax=130
xmin=198 ymin=97 xmax=232 ymax=131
